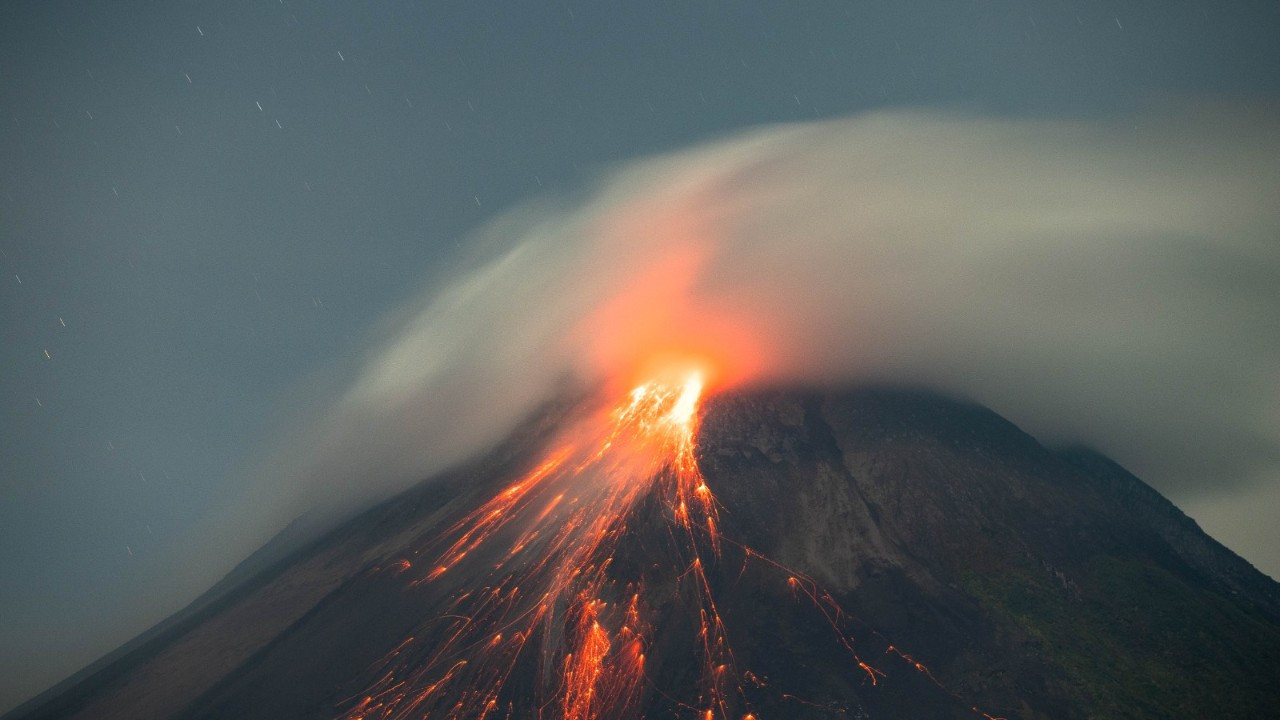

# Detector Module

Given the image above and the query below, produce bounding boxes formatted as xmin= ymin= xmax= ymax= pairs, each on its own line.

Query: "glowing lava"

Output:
xmin=337 ymin=365 xmax=1004 ymax=720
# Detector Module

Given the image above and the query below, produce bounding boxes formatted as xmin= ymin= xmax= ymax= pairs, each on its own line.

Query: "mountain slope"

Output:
xmin=10 ymin=387 xmax=1279 ymax=719
xmin=700 ymin=388 xmax=1280 ymax=718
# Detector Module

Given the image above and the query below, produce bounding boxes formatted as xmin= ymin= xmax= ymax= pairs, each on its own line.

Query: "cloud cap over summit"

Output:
xmin=270 ymin=106 xmax=1280 ymax=576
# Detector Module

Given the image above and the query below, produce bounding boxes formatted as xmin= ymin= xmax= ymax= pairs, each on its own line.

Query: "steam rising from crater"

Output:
xmin=264 ymin=107 xmax=1280 ymax=539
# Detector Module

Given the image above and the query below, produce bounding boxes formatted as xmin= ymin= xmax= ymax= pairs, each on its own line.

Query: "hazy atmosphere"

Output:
xmin=3 ymin=1 xmax=1279 ymax=714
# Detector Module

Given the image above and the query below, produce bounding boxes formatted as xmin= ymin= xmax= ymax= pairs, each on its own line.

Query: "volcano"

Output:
xmin=11 ymin=384 xmax=1280 ymax=720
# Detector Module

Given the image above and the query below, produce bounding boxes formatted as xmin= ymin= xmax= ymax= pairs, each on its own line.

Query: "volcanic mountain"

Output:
xmin=11 ymin=384 xmax=1280 ymax=720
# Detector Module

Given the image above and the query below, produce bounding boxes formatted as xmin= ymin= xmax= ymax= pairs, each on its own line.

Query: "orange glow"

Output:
xmin=569 ymin=236 xmax=764 ymax=396
xmin=667 ymin=370 xmax=704 ymax=426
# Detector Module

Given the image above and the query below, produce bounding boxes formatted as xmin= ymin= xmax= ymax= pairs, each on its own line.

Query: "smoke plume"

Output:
xmin=260 ymin=106 xmax=1280 ymax=549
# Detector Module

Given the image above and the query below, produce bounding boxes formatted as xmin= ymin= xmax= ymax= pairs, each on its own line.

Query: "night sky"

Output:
xmin=3 ymin=1 xmax=1280 ymax=713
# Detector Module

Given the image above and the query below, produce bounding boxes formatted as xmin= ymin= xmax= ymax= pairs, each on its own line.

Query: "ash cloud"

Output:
xmin=256 ymin=106 xmax=1280 ymax=571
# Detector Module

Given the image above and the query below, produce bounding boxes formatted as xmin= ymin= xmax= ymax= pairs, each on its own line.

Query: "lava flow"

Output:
xmin=337 ymin=364 xmax=1004 ymax=720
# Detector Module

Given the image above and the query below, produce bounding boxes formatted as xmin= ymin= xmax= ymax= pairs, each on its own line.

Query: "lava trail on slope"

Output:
xmin=335 ymin=366 xmax=998 ymax=720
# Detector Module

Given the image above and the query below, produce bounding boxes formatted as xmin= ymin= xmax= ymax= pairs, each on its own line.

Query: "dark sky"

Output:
xmin=3 ymin=1 xmax=1279 ymax=713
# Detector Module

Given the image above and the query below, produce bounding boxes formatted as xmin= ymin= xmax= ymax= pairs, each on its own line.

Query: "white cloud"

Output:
xmin=256 ymin=106 xmax=1280 ymax=572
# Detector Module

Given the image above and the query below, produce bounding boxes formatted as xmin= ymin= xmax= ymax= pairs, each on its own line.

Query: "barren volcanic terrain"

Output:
xmin=12 ymin=386 xmax=1280 ymax=720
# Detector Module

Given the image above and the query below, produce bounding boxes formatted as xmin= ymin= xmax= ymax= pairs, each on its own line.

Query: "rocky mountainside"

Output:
xmin=11 ymin=387 xmax=1279 ymax=719
xmin=699 ymin=388 xmax=1280 ymax=718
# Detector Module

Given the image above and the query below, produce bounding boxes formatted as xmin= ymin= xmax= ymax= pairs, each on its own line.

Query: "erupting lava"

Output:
xmin=338 ymin=364 xmax=1004 ymax=720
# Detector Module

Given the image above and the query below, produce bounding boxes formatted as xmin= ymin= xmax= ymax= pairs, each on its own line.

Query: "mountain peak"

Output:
xmin=12 ymin=386 xmax=1280 ymax=720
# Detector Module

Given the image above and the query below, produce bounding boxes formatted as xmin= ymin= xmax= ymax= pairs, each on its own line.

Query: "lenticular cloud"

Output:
xmin=271 ymin=106 xmax=1280 ymax=523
